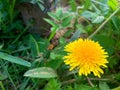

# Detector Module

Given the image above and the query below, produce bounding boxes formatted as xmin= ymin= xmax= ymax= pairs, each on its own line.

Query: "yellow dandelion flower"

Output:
xmin=64 ymin=38 xmax=108 ymax=78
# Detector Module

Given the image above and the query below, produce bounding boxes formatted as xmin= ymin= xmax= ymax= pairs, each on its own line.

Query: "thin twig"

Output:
xmin=61 ymin=77 xmax=112 ymax=86
xmin=61 ymin=79 xmax=76 ymax=85
xmin=88 ymin=6 xmax=120 ymax=39
xmin=87 ymin=78 xmax=110 ymax=81
xmin=86 ymin=77 xmax=94 ymax=87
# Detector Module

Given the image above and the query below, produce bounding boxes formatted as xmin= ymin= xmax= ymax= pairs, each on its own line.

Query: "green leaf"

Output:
xmin=48 ymin=27 xmax=58 ymax=41
xmin=62 ymin=16 xmax=73 ymax=27
xmin=50 ymin=52 xmax=58 ymax=60
xmin=0 ymin=52 xmax=31 ymax=67
xmin=37 ymin=2 xmax=44 ymax=11
xmin=44 ymin=18 xmax=57 ymax=26
xmin=108 ymin=56 xmax=119 ymax=68
xmin=61 ymin=12 xmax=72 ymax=20
xmin=75 ymin=84 xmax=99 ymax=90
xmin=29 ymin=35 xmax=40 ymax=58
xmin=55 ymin=8 xmax=63 ymax=18
xmin=70 ymin=29 xmax=81 ymax=41
xmin=92 ymin=16 xmax=105 ymax=23
xmin=81 ymin=11 xmax=98 ymax=21
xmin=0 ymin=43 xmax=4 ymax=49
xmin=65 ymin=86 xmax=74 ymax=90
xmin=99 ymin=82 xmax=110 ymax=90
xmin=69 ymin=0 xmax=77 ymax=11
xmin=38 ymin=38 xmax=49 ymax=52
xmin=59 ymin=37 xmax=66 ymax=45
xmin=112 ymin=16 xmax=120 ymax=31
xmin=48 ymin=12 xmax=59 ymax=21
xmin=24 ymin=67 xmax=57 ymax=78
xmin=108 ymin=0 xmax=119 ymax=10
xmin=93 ymin=35 xmax=115 ymax=55
xmin=46 ymin=59 xmax=63 ymax=70
xmin=0 ymin=72 xmax=7 ymax=80
xmin=84 ymin=0 xmax=91 ymax=9
xmin=63 ymin=29 xmax=73 ymax=38
xmin=112 ymin=86 xmax=120 ymax=90
xmin=44 ymin=79 xmax=61 ymax=90
xmin=115 ymin=73 xmax=120 ymax=81
xmin=12 ymin=46 xmax=30 ymax=53
xmin=30 ymin=0 xmax=44 ymax=4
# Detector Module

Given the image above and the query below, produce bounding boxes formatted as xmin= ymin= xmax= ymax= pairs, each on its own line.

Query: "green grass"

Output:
xmin=0 ymin=0 xmax=120 ymax=90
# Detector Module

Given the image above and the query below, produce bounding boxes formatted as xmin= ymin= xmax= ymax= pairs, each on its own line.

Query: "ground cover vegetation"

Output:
xmin=0 ymin=0 xmax=120 ymax=90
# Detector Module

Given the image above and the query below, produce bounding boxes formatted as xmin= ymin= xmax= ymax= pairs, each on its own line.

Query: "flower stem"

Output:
xmin=88 ymin=6 xmax=120 ymax=39
xmin=86 ymin=77 xmax=94 ymax=87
